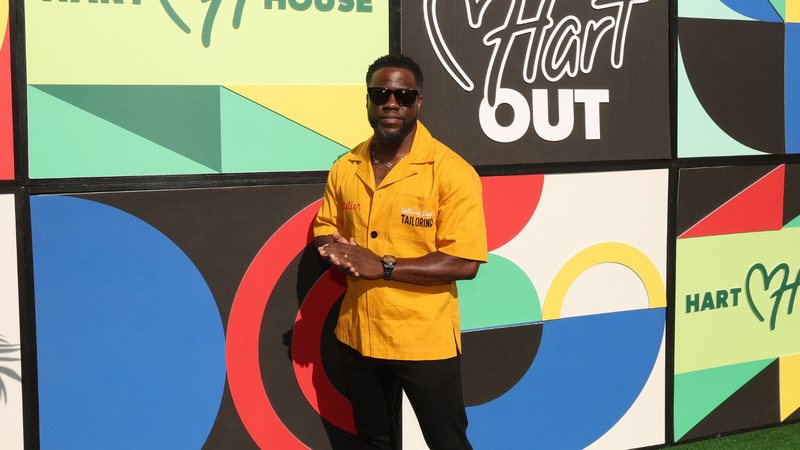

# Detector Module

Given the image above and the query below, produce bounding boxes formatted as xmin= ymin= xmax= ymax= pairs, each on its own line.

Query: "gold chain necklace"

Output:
xmin=371 ymin=148 xmax=406 ymax=169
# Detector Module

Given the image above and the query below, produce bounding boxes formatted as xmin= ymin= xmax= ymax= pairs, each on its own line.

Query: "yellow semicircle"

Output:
xmin=225 ymin=85 xmax=372 ymax=149
xmin=543 ymin=242 xmax=666 ymax=321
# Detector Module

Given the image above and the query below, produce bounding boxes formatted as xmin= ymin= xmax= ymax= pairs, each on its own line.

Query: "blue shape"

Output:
xmin=788 ymin=24 xmax=800 ymax=154
xmin=466 ymin=308 xmax=664 ymax=449
xmin=31 ymin=196 xmax=226 ymax=450
xmin=720 ymin=0 xmax=784 ymax=22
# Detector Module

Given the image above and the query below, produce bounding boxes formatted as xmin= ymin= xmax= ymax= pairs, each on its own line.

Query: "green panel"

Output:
xmin=677 ymin=44 xmax=763 ymax=158
xmin=33 ymin=85 xmax=222 ymax=172
xmin=675 ymin=229 xmax=800 ymax=374
xmin=674 ymin=359 xmax=774 ymax=441
xmin=770 ymin=0 xmax=787 ymax=21
xmin=219 ymin=88 xmax=348 ymax=172
xmin=28 ymin=86 xmax=216 ymax=178
xmin=459 ymin=253 xmax=540 ymax=331
xmin=678 ymin=0 xmax=755 ymax=20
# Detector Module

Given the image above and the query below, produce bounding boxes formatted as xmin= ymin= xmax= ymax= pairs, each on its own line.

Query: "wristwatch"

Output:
xmin=381 ymin=255 xmax=397 ymax=280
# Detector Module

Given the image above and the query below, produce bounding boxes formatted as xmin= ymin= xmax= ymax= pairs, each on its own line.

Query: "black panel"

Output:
xmin=73 ymin=186 xmax=334 ymax=449
xmin=679 ymin=18 xmax=784 ymax=154
xmin=676 ymin=165 xmax=777 ymax=235
xmin=682 ymin=360 xmax=780 ymax=442
xmin=461 ymin=323 xmax=542 ymax=406
xmin=401 ymin=0 xmax=670 ymax=165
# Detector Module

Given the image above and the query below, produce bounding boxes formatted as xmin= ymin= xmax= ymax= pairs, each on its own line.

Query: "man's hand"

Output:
xmin=316 ymin=233 xmax=383 ymax=279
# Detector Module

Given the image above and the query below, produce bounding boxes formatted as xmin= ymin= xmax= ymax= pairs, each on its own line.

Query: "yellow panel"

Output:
xmin=789 ymin=0 xmax=800 ymax=22
xmin=780 ymin=354 xmax=800 ymax=420
xmin=25 ymin=1 xmax=387 ymax=84
xmin=226 ymin=85 xmax=372 ymax=149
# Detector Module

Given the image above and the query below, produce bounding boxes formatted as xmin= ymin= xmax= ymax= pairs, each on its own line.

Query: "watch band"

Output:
xmin=381 ymin=255 xmax=397 ymax=280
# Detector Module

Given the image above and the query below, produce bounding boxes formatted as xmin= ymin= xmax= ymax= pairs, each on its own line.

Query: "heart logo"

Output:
xmin=744 ymin=262 xmax=791 ymax=331
xmin=423 ymin=0 xmax=481 ymax=91
xmin=160 ymin=0 xmax=246 ymax=48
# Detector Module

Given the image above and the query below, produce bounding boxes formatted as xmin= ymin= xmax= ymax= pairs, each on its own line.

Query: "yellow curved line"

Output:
xmin=543 ymin=242 xmax=666 ymax=321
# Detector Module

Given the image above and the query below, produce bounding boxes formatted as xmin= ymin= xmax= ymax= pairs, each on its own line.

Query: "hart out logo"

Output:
xmin=423 ymin=0 xmax=651 ymax=143
xmin=684 ymin=262 xmax=799 ymax=331
xmin=43 ymin=0 xmax=373 ymax=48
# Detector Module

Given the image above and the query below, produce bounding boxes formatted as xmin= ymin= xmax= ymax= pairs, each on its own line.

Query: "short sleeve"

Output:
xmin=313 ymin=161 xmax=341 ymax=238
xmin=435 ymin=159 xmax=488 ymax=262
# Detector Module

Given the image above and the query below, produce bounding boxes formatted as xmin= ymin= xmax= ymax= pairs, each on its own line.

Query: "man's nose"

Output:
xmin=383 ymin=93 xmax=400 ymax=108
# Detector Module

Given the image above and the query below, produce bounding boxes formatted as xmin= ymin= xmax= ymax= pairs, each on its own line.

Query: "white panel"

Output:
xmin=0 ymin=194 xmax=23 ymax=450
xmin=494 ymin=169 xmax=669 ymax=317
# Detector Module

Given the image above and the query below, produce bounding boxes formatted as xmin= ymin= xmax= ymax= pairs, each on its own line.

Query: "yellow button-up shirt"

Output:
xmin=313 ymin=122 xmax=488 ymax=360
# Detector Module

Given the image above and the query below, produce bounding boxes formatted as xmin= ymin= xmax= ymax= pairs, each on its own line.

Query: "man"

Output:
xmin=313 ymin=53 xmax=487 ymax=450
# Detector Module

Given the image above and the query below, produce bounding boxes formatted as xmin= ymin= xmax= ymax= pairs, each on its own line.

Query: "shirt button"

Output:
xmin=370 ymin=231 xmax=378 ymax=238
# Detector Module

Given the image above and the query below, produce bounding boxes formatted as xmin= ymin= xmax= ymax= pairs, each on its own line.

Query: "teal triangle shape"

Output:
xmin=28 ymin=86 xmax=216 ymax=178
xmin=769 ymin=0 xmax=786 ymax=21
xmin=219 ymin=87 xmax=349 ymax=173
xmin=32 ymin=85 xmax=222 ymax=172
xmin=674 ymin=358 xmax=774 ymax=441
xmin=785 ymin=215 xmax=800 ymax=228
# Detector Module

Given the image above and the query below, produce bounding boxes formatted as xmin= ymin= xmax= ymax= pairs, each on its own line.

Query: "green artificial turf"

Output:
xmin=670 ymin=422 xmax=800 ymax=449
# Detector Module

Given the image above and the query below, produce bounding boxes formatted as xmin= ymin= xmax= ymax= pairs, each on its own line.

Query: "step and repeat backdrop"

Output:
xmin=0 ymin=1 xmax=798 ymax=449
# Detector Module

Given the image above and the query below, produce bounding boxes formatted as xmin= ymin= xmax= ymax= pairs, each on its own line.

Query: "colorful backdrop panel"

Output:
xmin=24 ymin=1 xmax=386 ymax=178
xmin=30 ymin=169 xmax=667 ymax=449
xmin=401 ymin=0 xmax=670 ymax=165
xmin=674 ymin=163 xmax=800 ymax=442
xmin=456 ymin=169 xmax=668 ymax=450
xmin=678 ymin=0 xmax=800 ymax=157
xmin=0 ymin=194 xmax=22 ymax=450
xmin=0 ymin=0 xmax=12 ymax=180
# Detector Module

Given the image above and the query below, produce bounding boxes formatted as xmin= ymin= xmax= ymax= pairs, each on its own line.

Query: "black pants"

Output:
xmin=339 ymin=342 xmax=473 ymax=450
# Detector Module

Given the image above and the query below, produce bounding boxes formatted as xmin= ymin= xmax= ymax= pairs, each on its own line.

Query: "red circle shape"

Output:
xmin=482 ymin=175 xmax=544 ymax=251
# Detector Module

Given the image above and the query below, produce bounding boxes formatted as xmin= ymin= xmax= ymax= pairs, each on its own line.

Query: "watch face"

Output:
xmin=382 ymin=255 xmax=397 ymax=265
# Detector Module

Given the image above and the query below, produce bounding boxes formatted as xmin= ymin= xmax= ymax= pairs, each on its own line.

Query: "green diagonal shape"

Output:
xmin=28 ymin=86 xmax=216 ymax=178
xmin=32 ymin=85 xmax=222 ymax=172
xmin=220 ymin=87 xmax=349 ymax=172
xmin=674 ymin=358 xmax=774 ymax=441
xmin=770 ymin=0 xmax=786 ymax=21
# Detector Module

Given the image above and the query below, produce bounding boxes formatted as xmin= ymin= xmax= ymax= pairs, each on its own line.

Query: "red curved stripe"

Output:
xmin=227 ymin=200 xmax=322 ymax=449
xmin=291 ymin=270 xmax=355 ymax=433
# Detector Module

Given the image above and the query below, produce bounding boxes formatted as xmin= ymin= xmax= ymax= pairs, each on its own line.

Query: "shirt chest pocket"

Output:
xmin=390 ymin=193 xmax=437 ymax=243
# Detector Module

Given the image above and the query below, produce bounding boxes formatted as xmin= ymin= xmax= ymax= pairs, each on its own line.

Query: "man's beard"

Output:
xmin=370 ymin=117 xmax=416 ymax=146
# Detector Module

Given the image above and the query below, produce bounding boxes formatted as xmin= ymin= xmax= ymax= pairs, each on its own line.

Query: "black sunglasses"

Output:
xmin=367 ymin=87 xmax=419 ymax=106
